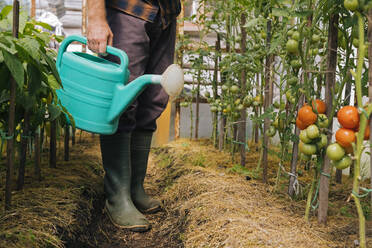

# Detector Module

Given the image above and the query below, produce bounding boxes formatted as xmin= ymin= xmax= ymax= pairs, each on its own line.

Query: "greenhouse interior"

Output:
xmin=0 ymin=0 xmax=371 ymax=247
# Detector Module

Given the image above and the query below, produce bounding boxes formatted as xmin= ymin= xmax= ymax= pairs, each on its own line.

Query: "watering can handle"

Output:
xmin=56 ymin=35 xmax=129 ymax=72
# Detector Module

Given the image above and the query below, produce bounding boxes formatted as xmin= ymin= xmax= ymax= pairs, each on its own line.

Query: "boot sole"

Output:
xmin=104 ymin=205 xmax=152 ymax=232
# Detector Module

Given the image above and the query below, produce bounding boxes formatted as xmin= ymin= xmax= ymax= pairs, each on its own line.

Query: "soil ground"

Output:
xmin=0 ymin=135 xmax=371 ymax=248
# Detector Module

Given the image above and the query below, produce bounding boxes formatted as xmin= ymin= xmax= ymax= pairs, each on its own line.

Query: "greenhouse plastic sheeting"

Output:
xmin=0 ymin=0 xmax=30 ymax=13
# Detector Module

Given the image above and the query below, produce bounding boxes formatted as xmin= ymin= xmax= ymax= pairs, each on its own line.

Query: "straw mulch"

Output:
xmin=151 ymin=139 xmax=372 ymax=248
xmin=0 ymin=136 xmax=371 ymax=248
xmin=0 ymin=136 xmax=103 ymax=248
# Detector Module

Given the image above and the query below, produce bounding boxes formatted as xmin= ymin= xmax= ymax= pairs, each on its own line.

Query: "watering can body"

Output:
xmin=56 ymin=35 xmax=160 ymax=134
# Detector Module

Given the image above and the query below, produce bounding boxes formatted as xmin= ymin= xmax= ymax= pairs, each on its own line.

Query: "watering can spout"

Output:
xmin=107 ymin=64 xmax=184 ymax=123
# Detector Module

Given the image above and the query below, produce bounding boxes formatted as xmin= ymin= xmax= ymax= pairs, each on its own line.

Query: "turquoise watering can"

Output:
xmin=56 ymin=35 xmax=184 ymax=135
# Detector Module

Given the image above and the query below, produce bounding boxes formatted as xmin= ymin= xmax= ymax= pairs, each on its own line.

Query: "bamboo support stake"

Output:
xmin=318 ymin=13 xmax=338 ymax=225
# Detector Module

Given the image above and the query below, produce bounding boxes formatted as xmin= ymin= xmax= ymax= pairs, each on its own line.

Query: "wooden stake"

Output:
xmin=49 ymin=120 xmax=57 ymax=168
xmin=5 ymin=0 xmax=19 ymax=211
xmin=262 ymin=19 xmax=273 ymax=184
xmin=64 ymin=125 xmax=70 ymax=161
xmin=17 ymin=111 xmax=29 ymax=190
xmin=31 ymin=0 xmax=36 ymax=17
xmin=318 ymin=13 xmax=339 ymax=225
xmin=174 ymin=0 xmax=184 ymax=140
xmin=82 ymin=0 xmax=87 ymax=52
xmin=212 ymin=35 xmax=220 ymax=148
xmin=238 ymin=13 xmax=247 ymax=167
xmin=34 ymin=127 xmax=41 ymax=181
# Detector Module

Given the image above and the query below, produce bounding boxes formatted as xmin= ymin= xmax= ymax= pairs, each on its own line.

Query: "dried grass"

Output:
xmin=0 ymin=136 xmax=103 ymax=248
xmin=152 ymin=139 xmax=371 ymax=248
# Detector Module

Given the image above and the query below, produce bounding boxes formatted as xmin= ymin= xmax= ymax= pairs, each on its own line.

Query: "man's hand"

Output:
xmin=87 ymin=0 xmax=113 ymax=54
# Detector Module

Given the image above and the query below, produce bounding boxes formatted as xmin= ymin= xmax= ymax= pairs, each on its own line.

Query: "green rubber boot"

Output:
xmin=100 ymin=132 xmax=151 ymax=232
xmin=131 ymin=131 xmax=162 ymax=213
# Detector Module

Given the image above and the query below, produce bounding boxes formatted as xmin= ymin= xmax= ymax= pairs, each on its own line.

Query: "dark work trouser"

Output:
xmin=105 ymin=7 xmax=177 ymax=133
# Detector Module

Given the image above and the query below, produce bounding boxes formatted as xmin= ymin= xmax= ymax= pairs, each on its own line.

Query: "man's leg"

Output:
xmin=130 ymin=18 xmax=177 ymax=212
xmin=99 ymin=7 xmax=152 ymax=230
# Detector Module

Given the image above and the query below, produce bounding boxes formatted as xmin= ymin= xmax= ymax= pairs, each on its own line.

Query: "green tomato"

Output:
xmin=279 ymin=102 xmax=286 ymax=111
xmin=273 ymin=101 xmax=280 ymax=109
xmin=222 ymin=84 xmax=229 ymax=92
xmin=261 ymin=31 xmax=267 ymax=39
xmin=344 ymin=0 xmax=359 ymax=11
xmin=237 ymin=104 xmax=244 ymax=111
xmin=334 ymin=156 xmax=353 ymax=170
xmin=266 ymin=126 xmax=276 ymax=137
xmin=326 ymin=143 xmax=345 ymax=161
xmin=299 ymin=142 xmax=317 ymax=155
xmin=316 ymin=134 xmax=328 ymax=150
xmin=253 ymin=95 xmax=263 ymax=106
xmin=353 ymin=38 xmax=359 ymax=48
xmin=210 ymin=106 xmax=218 ymax=112
xmin=311 ymin=34 xmax=321 ymax=43
xmin=273 ymin=117 xmax=285 ymax=130
xmin=286 ymin=39 xmax=299 ymax=54
xmin=204 ymin=91 xmax=211 ymax=98
xmin=285 ymin=89 xmax=293 ymax=99
xmin=234 ymin=98 xmax=241 ymax=105
xmin=291 ymin=31 xmax=300 ymax=41
xmin=306 ymin=124 xmax=320 ymax=139
xmin=287 ymin=30 xmax=294 ymax=37
xmin=226 ymin=105 xmax=232 ymax=112
xmin=317 ymin=114 xmax=329 ymax=128
xmin=288 ymin=96 xmax=296 ymax=104
xmin=290 ymin=59 xmax=302 ymax=69
xmin=230 ymin=85 xmax=239 ymax=94
xmin=299 ymin=130 xmax=312 ymax=144
xmin=288 ymin=76 xmax=298 ymax=85
xmin=309 ymin=48 xmax=319 ymax=56
xmin=243 ymin=96 xmax=253 ymax=107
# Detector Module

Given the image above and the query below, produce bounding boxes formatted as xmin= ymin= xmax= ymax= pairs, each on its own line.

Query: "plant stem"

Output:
xmin=350 ymin=12 xmax=368 ymax=248
xmin=305 ymin=165 xmax=317 ymax=222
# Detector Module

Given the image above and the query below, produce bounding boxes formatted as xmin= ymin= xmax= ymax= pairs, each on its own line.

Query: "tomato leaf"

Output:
xmin=47 ymin=74 xmax=61 ymax=90
xmin=2 ymin=50 xmax=24 ymax=87
xmin=272 ymin=8 xmax=290 ymax=17
xmin=0 ymin=5 xmax=12 ymax=19
xmin=17 ymin=37 xmax=41 ymax=61
xmin=47 ymin=103 xmax=61 ymax=121
xmin=34 ymin=21 xmax=52 ymax=31
xmin=0 ymin=63 xmax=10 ymax=90
xmin=27 ymin=63 xmax=42 ymax=95
xmin=41 ymin=51 xmax=61 ymax=86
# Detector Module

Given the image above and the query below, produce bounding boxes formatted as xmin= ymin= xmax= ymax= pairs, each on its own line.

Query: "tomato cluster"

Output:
xmin=296 ymin=99 xmax=327 ymax=129
xmin=326 ymin=106 xmax=369 ymax=170
xmin=296 ymin=99 xmax=328 ymax=160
